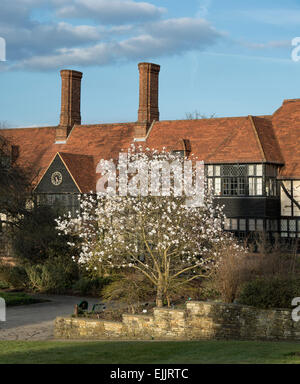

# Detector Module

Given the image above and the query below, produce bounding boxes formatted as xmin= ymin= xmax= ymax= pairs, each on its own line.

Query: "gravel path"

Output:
xmin=0 ymin=294 xmax=102 ymax=341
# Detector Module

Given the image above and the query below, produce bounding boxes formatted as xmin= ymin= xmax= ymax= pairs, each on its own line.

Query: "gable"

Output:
xmin=34 ymin=153 xmax=80 ymax=193
xmin=59 ymin=152 xmax=95 ymax=192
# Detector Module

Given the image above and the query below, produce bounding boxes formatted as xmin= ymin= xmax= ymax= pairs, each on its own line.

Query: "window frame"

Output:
xmin=206 ymin=163 xmax=279 ymax=197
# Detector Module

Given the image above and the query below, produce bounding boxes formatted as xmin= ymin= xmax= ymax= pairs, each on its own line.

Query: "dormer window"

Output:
xmin=171 ymin=139 xmax=191 ymax=158
xmin=171 ymin=150 xmax=185 ymax=158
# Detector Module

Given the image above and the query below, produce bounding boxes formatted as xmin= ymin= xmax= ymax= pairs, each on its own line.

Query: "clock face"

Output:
xmin=51 ymin=171 xmax=63 ymax=186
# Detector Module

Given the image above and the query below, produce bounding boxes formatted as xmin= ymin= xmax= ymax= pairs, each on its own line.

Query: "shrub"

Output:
xmin=212 ymin=244 xmax=255 ymax=303
xmin=0 ymin=264 xmax=28 ymax=289
xmin=238 ymin=277 xmax=300 ymax=309
xmin=72 ymin=276 xmax=113 ymax=296
xmin=0 ymin=281 xmax=9 ymax=289
xmin=213 ymin=235 xmax=300 ymax=303
xmin=0 ymin=292 xmax=48 ymax=306
xmin=102 ymin=273 xmax=156 ymax=313
xmin=25 ymin=256 xmax=78 ymax=294
xmin=13 ymin=205 xmax=78 ymax=265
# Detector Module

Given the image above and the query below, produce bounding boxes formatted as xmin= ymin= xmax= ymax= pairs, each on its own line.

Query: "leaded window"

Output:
xmin=206 ymin=163 xmax=278 ymax=197
xmin=280 ymin=218 xmax=300 ymax=238
xmin=224 ymin=218 xmax=266 ymax=232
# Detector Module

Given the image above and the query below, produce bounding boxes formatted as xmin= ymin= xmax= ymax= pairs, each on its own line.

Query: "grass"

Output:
xmin=1 ymin=340 xmax=300 ymax=364
xmin=0 ymin=292 xmax=48 ymax=306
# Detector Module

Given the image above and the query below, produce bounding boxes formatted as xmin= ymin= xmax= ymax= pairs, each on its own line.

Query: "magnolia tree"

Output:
xmin=57 ymin=146 xmax=245 ymax=307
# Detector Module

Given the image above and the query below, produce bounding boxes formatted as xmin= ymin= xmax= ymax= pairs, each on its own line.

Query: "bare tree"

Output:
xmin=185 ymin=110 xmax=216 ymax=120
xmin=0 ymin=121 xmax=10 ymax=129
xmin=0 ymin=134 xmax=33 ymax=229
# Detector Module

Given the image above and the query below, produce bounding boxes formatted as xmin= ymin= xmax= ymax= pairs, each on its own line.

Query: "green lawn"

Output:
xmin=1 ymin=340 xmax=300 ymax=364
xmin=0 ymin=292 xmax=48 ymax=306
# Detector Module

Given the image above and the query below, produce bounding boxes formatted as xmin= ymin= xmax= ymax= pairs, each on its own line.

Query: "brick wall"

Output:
xmin=54 ymin=300 xmax=300 ymax=341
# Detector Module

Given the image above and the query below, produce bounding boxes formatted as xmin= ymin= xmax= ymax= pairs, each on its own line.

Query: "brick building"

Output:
xmin=1 ymin=62 xmax=300 ymax=239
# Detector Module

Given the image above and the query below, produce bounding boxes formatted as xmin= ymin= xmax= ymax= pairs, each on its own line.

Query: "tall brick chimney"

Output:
xmin=56 ymin=69 xmax=83 ymax=142
xmin=135 ymin=62 xmax=160 ymax=138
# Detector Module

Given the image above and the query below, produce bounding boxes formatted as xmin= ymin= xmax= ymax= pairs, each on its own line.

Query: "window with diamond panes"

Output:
xmin=280 ymin=218 xmax=300 ymax=238
xmin=206 ymin=164 xmax=267 ymax=196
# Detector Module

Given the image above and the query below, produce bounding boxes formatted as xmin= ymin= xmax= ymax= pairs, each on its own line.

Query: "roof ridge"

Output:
xmin=59 ymin=151 xmax=93 ymax=158
xmin=75 ymin=122 xmax=138 ymax=128
xmin=0 ymin=126 xmax=57 ymax=131
xmin=248 ymin=115 xmax=266 ymax=162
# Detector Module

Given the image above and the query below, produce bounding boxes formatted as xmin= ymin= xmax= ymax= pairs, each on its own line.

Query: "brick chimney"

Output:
xmin=56 ymin=69 xmax=83 ymax=142
xmin=135 ymin=62 xmax=160 ymax=138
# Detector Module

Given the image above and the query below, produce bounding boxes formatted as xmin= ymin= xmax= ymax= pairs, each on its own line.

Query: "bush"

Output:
xmin=0 ymin=281 xmax=9 ymax=289
xmin=212 ymin=244 xmax=254 ymax=303
xmin=72 ymin=276 xmax=113 ymax=296
xmin=0 ymin=292 xmax=48 ymax=306
xmin=213 ymin=235 xmax=300 ymax=303
xmin=0 ymin=264 xmax=28 ymax=289
xmin=102 ymin=273 xmax=156 ymax=313
xmin=13 ymin=205 xmax=79 ymax=265
xmin=238 ymin=277 xmax=300 ymax=309
xmin=25 ymin=256 xmax=78 ymax=294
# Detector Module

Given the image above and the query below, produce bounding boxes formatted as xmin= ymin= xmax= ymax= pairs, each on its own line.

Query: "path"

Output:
xmin=0 ymin=294 xmax=101 ymax=341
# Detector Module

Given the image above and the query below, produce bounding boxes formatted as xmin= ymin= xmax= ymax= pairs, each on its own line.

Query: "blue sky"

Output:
xmin=0 ymin=0 xmax=300 ymax=127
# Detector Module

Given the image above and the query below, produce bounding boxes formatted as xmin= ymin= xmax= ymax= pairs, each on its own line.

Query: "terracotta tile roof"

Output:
xmin=250 ymin=116 xmax=284 ymax=164
xmin=0 ymin=126 xmax=57 ymax=184
xmin=144 ymin=117 xmax=269 ymax=163
xmin=59 ymin=153 xmax=95 ymax=193
xmin=1 ymin=123 xmax=136 ymax=189
xmin=2 ymin=100 xmax=300 ymax=188
xmin=271 ymin=99 xmax=300 ymax=178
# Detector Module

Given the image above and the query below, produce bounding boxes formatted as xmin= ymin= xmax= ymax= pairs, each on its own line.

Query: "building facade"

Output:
xmin=1 ymin=62 xmax=300 ymax=240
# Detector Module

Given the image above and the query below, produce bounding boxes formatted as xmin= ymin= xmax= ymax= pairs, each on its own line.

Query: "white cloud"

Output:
xmin=55 ymin=0 xmax=166 ymax=24
xmin=1 ymin=22 xmax=105 ymax=61
xmin=0 ymin=0 xmax=223 ymax=71
xmin=145 ymin=18 xmax=220 ymax=46
xmin=14 ymin=17 xmax=222 ymax=70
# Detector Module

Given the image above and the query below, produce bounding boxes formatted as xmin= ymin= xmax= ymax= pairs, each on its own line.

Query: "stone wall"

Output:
xmin=55 ymin=300 xmax=300 ymax=341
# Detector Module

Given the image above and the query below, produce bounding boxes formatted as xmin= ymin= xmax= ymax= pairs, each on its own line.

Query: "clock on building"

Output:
xmin=51 ymin=171 xmax=63 ymax=186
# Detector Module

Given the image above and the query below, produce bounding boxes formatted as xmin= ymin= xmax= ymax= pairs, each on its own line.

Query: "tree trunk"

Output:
xmin=156 ymin=283 xmax=164 ymax=307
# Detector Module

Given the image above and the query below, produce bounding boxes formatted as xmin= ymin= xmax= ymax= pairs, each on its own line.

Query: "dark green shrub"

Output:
xmin=0 ymin=292 xmax=48 ymax=306
xmin=25 ymin=256 xmax=78 ymax=294
xmin=0 ymin=264 xmax=28 ymax=289
xmin=238 ymin=277 xmax=300 ymax=309
xmin=72 ymin=276 xmax=113 ymax=296
xmin=0 ymin=280 xmax=9 ymax=289
xmin=13 ymin=205 xmax=79 ymax=265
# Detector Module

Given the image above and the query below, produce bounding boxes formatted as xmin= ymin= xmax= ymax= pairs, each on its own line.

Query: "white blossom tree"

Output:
xmin=57 ymin=147 xmax=245 ymax=307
